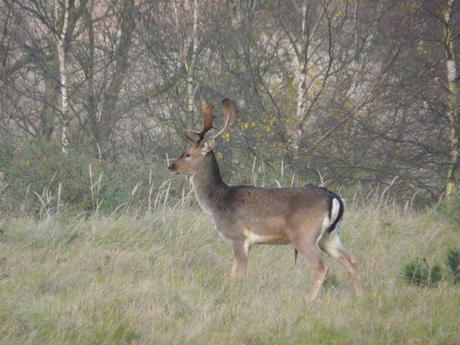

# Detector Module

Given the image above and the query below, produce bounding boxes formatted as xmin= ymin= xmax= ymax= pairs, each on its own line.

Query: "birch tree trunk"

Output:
xmin=56 ymin=0 xmax=71 ymax=154
xmin=290 ymin=0 xmax=309 ymax=161
xmin=443 ymin=0 xmax=459 ymax=201
xmin=280 ymin=0 xmax=332 ymax=170
xmin=185 ymin=0 xmax=199 ymax=116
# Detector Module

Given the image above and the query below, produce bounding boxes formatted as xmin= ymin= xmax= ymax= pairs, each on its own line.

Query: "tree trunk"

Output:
xmin=443 ymin=0 xmax=459 ymax=201
xmin=82 ymin=5 xmax=100 ymax=156
xmin=56 ymin=0 xmax=71 ymax=154
xmin=185 ymin=0 xmax=199 ymax=116
xmin=288 ymin=0 xmax=309 ymax=169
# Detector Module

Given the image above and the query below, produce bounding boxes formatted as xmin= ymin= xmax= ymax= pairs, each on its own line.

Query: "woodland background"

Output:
xmin=0 ymin=0 xmax=459 ymax=210
xmin=1 ymin=2 xmax=460 ymax=345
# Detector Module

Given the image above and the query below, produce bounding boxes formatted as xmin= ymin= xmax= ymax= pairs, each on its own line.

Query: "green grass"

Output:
xmin=0 ymin=202 xmax=459 ymax=345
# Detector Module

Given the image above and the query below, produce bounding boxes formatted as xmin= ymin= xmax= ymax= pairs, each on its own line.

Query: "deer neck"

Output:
xmin=191 ymin=151 xmax=227 ymax=214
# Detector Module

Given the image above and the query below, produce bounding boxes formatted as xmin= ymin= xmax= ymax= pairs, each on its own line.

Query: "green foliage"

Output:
xmin=322 ymin=273 xmax=339 ymax=290
xmin=2 ymin=140 xmax=92 ymax=208
xmin=0 ymin=139 xmax=176 ymax=213
xmin=403 ymin=258 xmax=442 ymax=287
xmin=447 ymin=248 xmax=460 ymax=284
xmin=402 ymin=249 xmax=460 ymax=287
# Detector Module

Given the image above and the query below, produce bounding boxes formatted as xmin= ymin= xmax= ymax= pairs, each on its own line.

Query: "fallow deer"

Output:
xmin=168 ymin=99 xmax=362 ymax=300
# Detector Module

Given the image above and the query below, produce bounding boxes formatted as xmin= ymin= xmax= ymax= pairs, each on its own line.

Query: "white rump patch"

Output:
xmin=321 ymin=214 xmax=331 ymax=234
xmin=317 ymin=214 xmax=330 ymax=249
xmin=330 ymin=198 xmax=341 ymax=225
xmin=317 ymin=197 xmax=342 ymax=249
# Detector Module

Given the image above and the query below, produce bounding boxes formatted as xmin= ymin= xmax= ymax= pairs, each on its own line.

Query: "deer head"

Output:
xmin=167 ymin=97 xmax=361 ymax=301
xmin=168 ymin=98 xmax=237 ymax=175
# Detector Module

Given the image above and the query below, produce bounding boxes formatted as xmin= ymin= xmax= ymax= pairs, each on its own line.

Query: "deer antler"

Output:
xmin=211 ymin=98 xmax=237 ymax=140
xmin=184 ymin=98 xmax=237 ymax=144
xmin=184 ymin=100 xmax=215 ymax=143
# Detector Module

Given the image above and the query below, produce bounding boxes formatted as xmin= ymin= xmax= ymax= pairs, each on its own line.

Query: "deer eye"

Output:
xmin=184 ymin=153 xmax=191 ymax=158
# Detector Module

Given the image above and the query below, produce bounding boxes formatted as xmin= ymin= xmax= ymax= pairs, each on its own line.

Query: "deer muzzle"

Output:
xmin=168 ymin=162 xmax=177 ymax=172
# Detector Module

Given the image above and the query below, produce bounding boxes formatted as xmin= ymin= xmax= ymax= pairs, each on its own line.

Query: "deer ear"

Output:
xmin=200 ymin=139 xmax=215 ymax=154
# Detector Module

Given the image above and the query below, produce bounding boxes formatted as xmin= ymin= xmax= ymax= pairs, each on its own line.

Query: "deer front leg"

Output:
xmin=231 ymin=240 xmax=248 ymax=279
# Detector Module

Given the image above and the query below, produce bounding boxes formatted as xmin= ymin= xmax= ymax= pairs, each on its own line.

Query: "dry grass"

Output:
xmin=0 ymin=201 xmax=459 ymax=345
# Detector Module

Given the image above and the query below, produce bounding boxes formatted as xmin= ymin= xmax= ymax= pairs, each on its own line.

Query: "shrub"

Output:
xmin=447 ymin=248 xmax=460 ymax=284
xmin=403 ymin=258 xmax=442 ymax=287
xmin=323 ymin=273 xmax=339 ymax=290
xmin=0 ymin=139 xmax=178 ymax=213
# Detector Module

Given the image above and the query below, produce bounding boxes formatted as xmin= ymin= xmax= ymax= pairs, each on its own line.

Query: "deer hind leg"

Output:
xmin=231 ymin=240 xmax=248 ymax=279
xmin=292 ymin=238 xmax=329 ymax=301
xmin=318 ymin=231 xmax=362 ymax=297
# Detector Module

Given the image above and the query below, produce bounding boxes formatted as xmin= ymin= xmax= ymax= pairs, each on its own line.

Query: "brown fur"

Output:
xmin=168 ymin=99 xmax=362 ymax=300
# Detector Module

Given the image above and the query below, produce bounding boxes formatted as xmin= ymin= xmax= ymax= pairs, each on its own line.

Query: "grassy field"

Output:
xmin=0 ymin=199 xmax=459 ymax=345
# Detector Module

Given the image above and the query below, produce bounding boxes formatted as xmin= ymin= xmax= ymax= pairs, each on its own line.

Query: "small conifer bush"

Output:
xmin=403 ymin=258 xmax=442 ymax=287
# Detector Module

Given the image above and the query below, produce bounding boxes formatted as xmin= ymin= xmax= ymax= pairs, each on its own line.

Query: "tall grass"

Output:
xmin=1 ymin=182 xmax=459 ymax=345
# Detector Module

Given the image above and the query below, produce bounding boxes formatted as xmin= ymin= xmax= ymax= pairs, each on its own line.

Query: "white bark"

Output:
xmin=186 ymin=0 xmax=199 ymax=115
xmin=290 ymin=0 xmax=309 ymax=157
xmin=443 ymin=0 xmax=459 ymax=201
xmin=56 ymin=0 xmax=71 ymax=154
xmin=288 ymin=0 xmax=331 ymax=159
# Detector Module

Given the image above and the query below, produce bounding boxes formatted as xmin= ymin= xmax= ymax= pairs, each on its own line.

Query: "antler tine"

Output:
xmin=184 ymin=100 xmax=215 ymax=143
xmin=212 ymin=98 xmax=237 ymax=140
